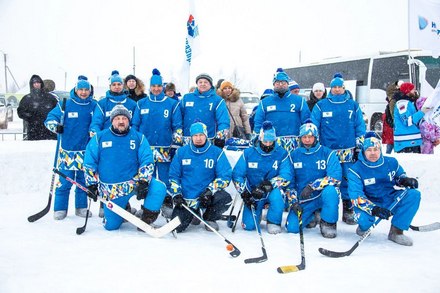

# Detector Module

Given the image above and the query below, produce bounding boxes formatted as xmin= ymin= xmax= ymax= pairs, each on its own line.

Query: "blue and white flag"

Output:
xmin=409 ymin=0 xmax=440 ymax=55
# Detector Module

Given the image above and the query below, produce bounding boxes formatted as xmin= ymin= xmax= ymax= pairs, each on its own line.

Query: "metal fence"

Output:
xmin=0 ymin=132 xmax=26 ymax=141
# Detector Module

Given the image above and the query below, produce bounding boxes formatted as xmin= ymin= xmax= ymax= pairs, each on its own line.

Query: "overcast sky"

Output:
xmin=0 ymin=0 xmax=409 ymax=94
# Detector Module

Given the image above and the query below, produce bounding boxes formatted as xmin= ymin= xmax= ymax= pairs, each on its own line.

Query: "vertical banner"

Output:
xmin=409 ymin=0 xmax=440 ymax=55
xmin=181 ymin=0 xmax=200 ymax=93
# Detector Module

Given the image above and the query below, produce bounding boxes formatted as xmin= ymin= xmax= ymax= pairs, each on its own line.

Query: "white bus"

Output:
xmin=284 ymin=50 xmax=440 ymax=133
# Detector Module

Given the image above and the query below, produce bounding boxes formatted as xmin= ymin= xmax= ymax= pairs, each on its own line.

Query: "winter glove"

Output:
xmin=136 ymin=181 xmax=149 ymax=200
xmin=213 ymin=138 xmax=225 ymax=148
xmin=87 ymin=184 xmax=99 ymax=202
xmin=300 ymin=185 xmax=314 ymax=200
xmin=259 ymin=180 xmax=273 ymax=193
xmin=251 ymin=185 xmax=266 ymax=199
xmin=199 ymin=188 xmax=213 ymax=208
xmin=245 ymin=133 xmax=252 ymax=140
xmin=398 ymin=177 xmax=418 ymax=189
xmin=241 ymin=190 xmax=256 ymax=209
xmin=290 ymin=202 xmax=303 ymax=215
xmin=56 ymin=124 xmax=64 ymax=134
xmin=372 ymin=206 xmax=393 ymax=220
xmin=173 ymin=194 xmax=185 ymax=207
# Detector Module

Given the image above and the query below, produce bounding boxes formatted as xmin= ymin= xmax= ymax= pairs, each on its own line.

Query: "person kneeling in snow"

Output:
xmin=348 ymin=135 xmax=421 ymax=246
xmin=169 ymin=121 xmax=232 ymax=233
xmin=83 ymin=105 xmax=167 ymax=231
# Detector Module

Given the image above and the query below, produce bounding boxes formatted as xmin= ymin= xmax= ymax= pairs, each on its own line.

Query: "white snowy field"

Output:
xmin=1 ymin=116 xmax=440 ymax=293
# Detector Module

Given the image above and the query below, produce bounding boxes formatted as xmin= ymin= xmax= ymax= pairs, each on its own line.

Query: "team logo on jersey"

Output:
xmin=68 ymin=112 xmax=78 ymax=118
xmin=141 ymin=108 xmax=150 ymax=114
xmin=182 ymin=159 xmax=191 ymax=165
xmin=105 ymin=111 xmax=112 ymax=117
xmin=248 ymin=162 xmax=258 ymax=168
xmin=102 ymin=141 xmax=112 ymax=148
xmin=186 ymin=101 xmax=194 ymax=107
xmin=323 ymin=112 xmax=333 ymax=117
xmin=293 ymin=162 xmax=303 ymax=169
xmin=364 ymin=178 xmax=376 ymax=185
xmin=267 ymin=105 xmax=276 ymax=111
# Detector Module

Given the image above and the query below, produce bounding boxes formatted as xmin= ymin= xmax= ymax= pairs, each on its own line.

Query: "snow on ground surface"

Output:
xmin=1 ymin=114 xmax=439 ymax=293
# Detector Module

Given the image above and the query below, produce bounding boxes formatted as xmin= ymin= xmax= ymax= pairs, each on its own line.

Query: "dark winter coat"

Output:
xmin=17 ymin=75 xmax=58 ymax=140
xmin=125 ymin=77 xmax=147 ymax=102
xmin=218 ymin=88 xmax=251 ymax=138
xmin=307 ymin=89 xmax=327 ymax=111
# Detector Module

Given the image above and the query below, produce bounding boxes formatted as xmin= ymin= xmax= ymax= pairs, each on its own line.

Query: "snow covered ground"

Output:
xmin=1 ymin=114 xmax=439 ymax=292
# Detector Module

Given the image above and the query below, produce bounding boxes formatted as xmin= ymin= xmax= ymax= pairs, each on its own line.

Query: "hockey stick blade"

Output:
xmin=225 ymin=240 xmax=241 ymax=258
xmin=409 ymin=222 xmax=440 ymax=232
xmin=27 ymin=201 xmax=51 ymax=222
xmin=277 ymin=259 xmax=306 ymax=273
xmin=76 ymin=205 xmax=91 ymax=235
xmin=221 ymin=214 xmax=237 ymax=222
xmin=318 ymin=242 xmax=359 ymax=258
xmin=244 ymin=247 xmax=267 ymax=264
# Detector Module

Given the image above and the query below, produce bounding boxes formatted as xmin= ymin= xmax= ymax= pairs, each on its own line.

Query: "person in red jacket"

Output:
xmin=382 ymin=111 xmax=394 ymax=154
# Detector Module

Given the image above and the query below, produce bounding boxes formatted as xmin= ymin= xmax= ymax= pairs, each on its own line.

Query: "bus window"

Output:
xmin=371 ymin=56 xmax=409 ymax=90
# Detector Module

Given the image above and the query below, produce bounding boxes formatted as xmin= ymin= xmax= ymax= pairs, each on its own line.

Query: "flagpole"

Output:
xmin=408 ymin=0 xmax=412 ymax=83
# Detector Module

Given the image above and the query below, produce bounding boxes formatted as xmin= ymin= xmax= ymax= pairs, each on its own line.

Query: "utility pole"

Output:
xmin=1 ymin=51 xmax=7 ymax=92
xmin=133 ymin=46 xmax=136 ymax=75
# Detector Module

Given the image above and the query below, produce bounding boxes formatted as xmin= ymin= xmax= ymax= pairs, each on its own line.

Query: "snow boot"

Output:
xmin=140 ymin=206 xmax=159 ymax=225
xmin=306 ymin=210 xmax=321 ymax=229
xmin=342 ymin=200 xmax=356 ymax=225
xmin=161 ymin=195 xmax=173 ymax=219
xmin=204 ymin=220 xmax=219 ymax=232
xmin=320 ymin=219 xmax=337 ymax=238
xmin=356 ymin=226 xmax=367 ymax=237
xmin=388 ymin=225 xmax=413 ymax=246
xmin=75 ymin=208 xmax=92 ymax=218
xmin=126 ymin=202 xmax=137 ymax=215
xmin=267 ymin=221 xmax=282 ymax=234
xmin=54 ymin=210 xmax=67 ymax=220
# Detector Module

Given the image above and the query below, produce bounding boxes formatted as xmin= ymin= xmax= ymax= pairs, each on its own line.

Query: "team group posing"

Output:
xmin=42 ymin=68 xmax=423 ymax=247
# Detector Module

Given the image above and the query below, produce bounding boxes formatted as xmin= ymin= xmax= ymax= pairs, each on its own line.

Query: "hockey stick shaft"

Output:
xmin=181 ymin=204 xmax=241 ymax=258
xmin=244 ymin=205 xmax=267 ymax=264
xmin=319 ymin=189 xmax=409 ymax=258
xmin=277 ymin=209 xmax=306 ymax=273
xmin=226 ymin=194 xmax=239 ymax=228
xmin=231 ymin=202 xmax=244 ymax=232
xmin=27 ymin=97 xmax=67 ymax=223
xmin=55 ymin=169 xmax=180 ymax=237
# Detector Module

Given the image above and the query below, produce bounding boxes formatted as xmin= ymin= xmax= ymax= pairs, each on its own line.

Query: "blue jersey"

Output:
xmin=169 ymin=142 xmax=232 ymax=199
xmin=84 ymin=127 xmax=154 ymax=185
xmin=311 ymin=91 xmax=366 ymax=149
xmin=393 ymin=97 xmax=424 ymax=152
xmin=348 ymin=153 xmax=405 ymax=207
xmin=180 ymin=88 xmax=230 ymax=139
xmin=232 ymin=142 xmax=291 ymax=192
xmin=254 ymin=92 xmax=310 ymax=137
xmin=132 ymin=92 xmax=182 ymax=147
xmin=89 ymin=90 xmax=137 ymax=135
xmin=289 ymin=143 xmax=342 ymax=195
xmin=45 ymin=89 xmax=96 ymax=152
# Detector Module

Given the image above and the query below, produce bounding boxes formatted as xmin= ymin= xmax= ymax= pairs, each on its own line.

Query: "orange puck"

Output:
xmin=226 ymin=244 xmax=234 ymax=251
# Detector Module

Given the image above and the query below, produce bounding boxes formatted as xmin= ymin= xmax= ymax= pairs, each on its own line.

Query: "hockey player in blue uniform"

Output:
xmin=348 ymin=136 xmax=421 ymax=246
xmin=232 ymin=121 xmax=291 ymax=234
xmin=89 ymin=70 xmax=137 ymax=137
xmin=179 ymin=73 xmax=230 ymax=148
xmin=169 ymin=122 xmax=232 ymax=233
xmin=131 ymin=69 xmax=183 ymax=216
xmin=285 ymin=121 xmax=342 ymax=238
xmin=311 ymin=73 xmax=366 ymax=225
xmin=83 ymin=105 xmax=167 ymax=231
xmin=45 ymin=76 xmax=97 ymax=220
xmin=253 ymin=69 xmax=310 ymax=153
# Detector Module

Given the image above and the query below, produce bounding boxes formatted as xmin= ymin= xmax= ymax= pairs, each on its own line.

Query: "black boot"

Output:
xmin=342 ymin=200 xmax=356 ymax=225
xmin=140 ymin=206 xmax=159 ymax=225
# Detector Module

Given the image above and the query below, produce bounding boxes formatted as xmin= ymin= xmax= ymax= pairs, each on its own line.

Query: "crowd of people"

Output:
xmin=17 ymin=67 xmax=434 ymax=247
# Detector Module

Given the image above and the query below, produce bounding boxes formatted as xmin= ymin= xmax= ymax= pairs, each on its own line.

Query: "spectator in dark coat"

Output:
xmin=17 ymin=74 xmax=58 ymax=140
xmin=124 ymin=74 xmax=147 ymax=102
xmin=307 ymin=82 xmax=327 ymax=111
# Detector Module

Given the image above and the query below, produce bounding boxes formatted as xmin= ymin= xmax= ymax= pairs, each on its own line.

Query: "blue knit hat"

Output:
xmin=261 ymin=89 xmax=274 ymax=99
xmin=330 ymin=73 xmax=344 ymax=88
xmin=190 ymin=121 xmax=208 ymax=137
xmin=150 ymin=68 xmax=163 ymax=86
xmin=362 ymin=137 xmax=381 ymax=152
xmin=272 ymin=71 xmax=290 ymax=84
xmin=259 ymin=121 xmax=276 ymax=142
xmin=75 ymin=75 xmax=91 ymax=91
xmin=109 ymin=70 xmax=123 ymax=85
xmin=299 ymin=121 xmax=318 ymax=138
xmin=289 ymin=81 xmax=300 ymax=91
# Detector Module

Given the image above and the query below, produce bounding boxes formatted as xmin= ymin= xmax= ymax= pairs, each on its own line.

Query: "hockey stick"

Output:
xmin=277 ymin=209 xmax=306 ymax=273
xmin=244 ymin=205 xmax=268 ymax=264
xmin=76 ymin=198 xmax=92 ymax=235
xmin=181 ymin=204 xmax=241 ymax=258
xmin=409 ymin=222 xmax=440 ymax=232
xmin=226 ymin=194 xmax=240 ymax=228
xmin=54 ymin=169 xmax=181 ymax=237
xmin=28 ymin=97 xmax=67 ymax=223
xmin=319 ymin=189 xmax=408 ymax=258
xmin=231 ymin=202 xmax=244 ymax=233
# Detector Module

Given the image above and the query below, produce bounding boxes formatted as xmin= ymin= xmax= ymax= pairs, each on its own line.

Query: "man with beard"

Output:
xmin=17 ymin=74 xmax=58 ymax=140
xmin=253 ymin=69 xmax=310 ymax=153
xmin=393 ymin=82 xmax=430 ymax=153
